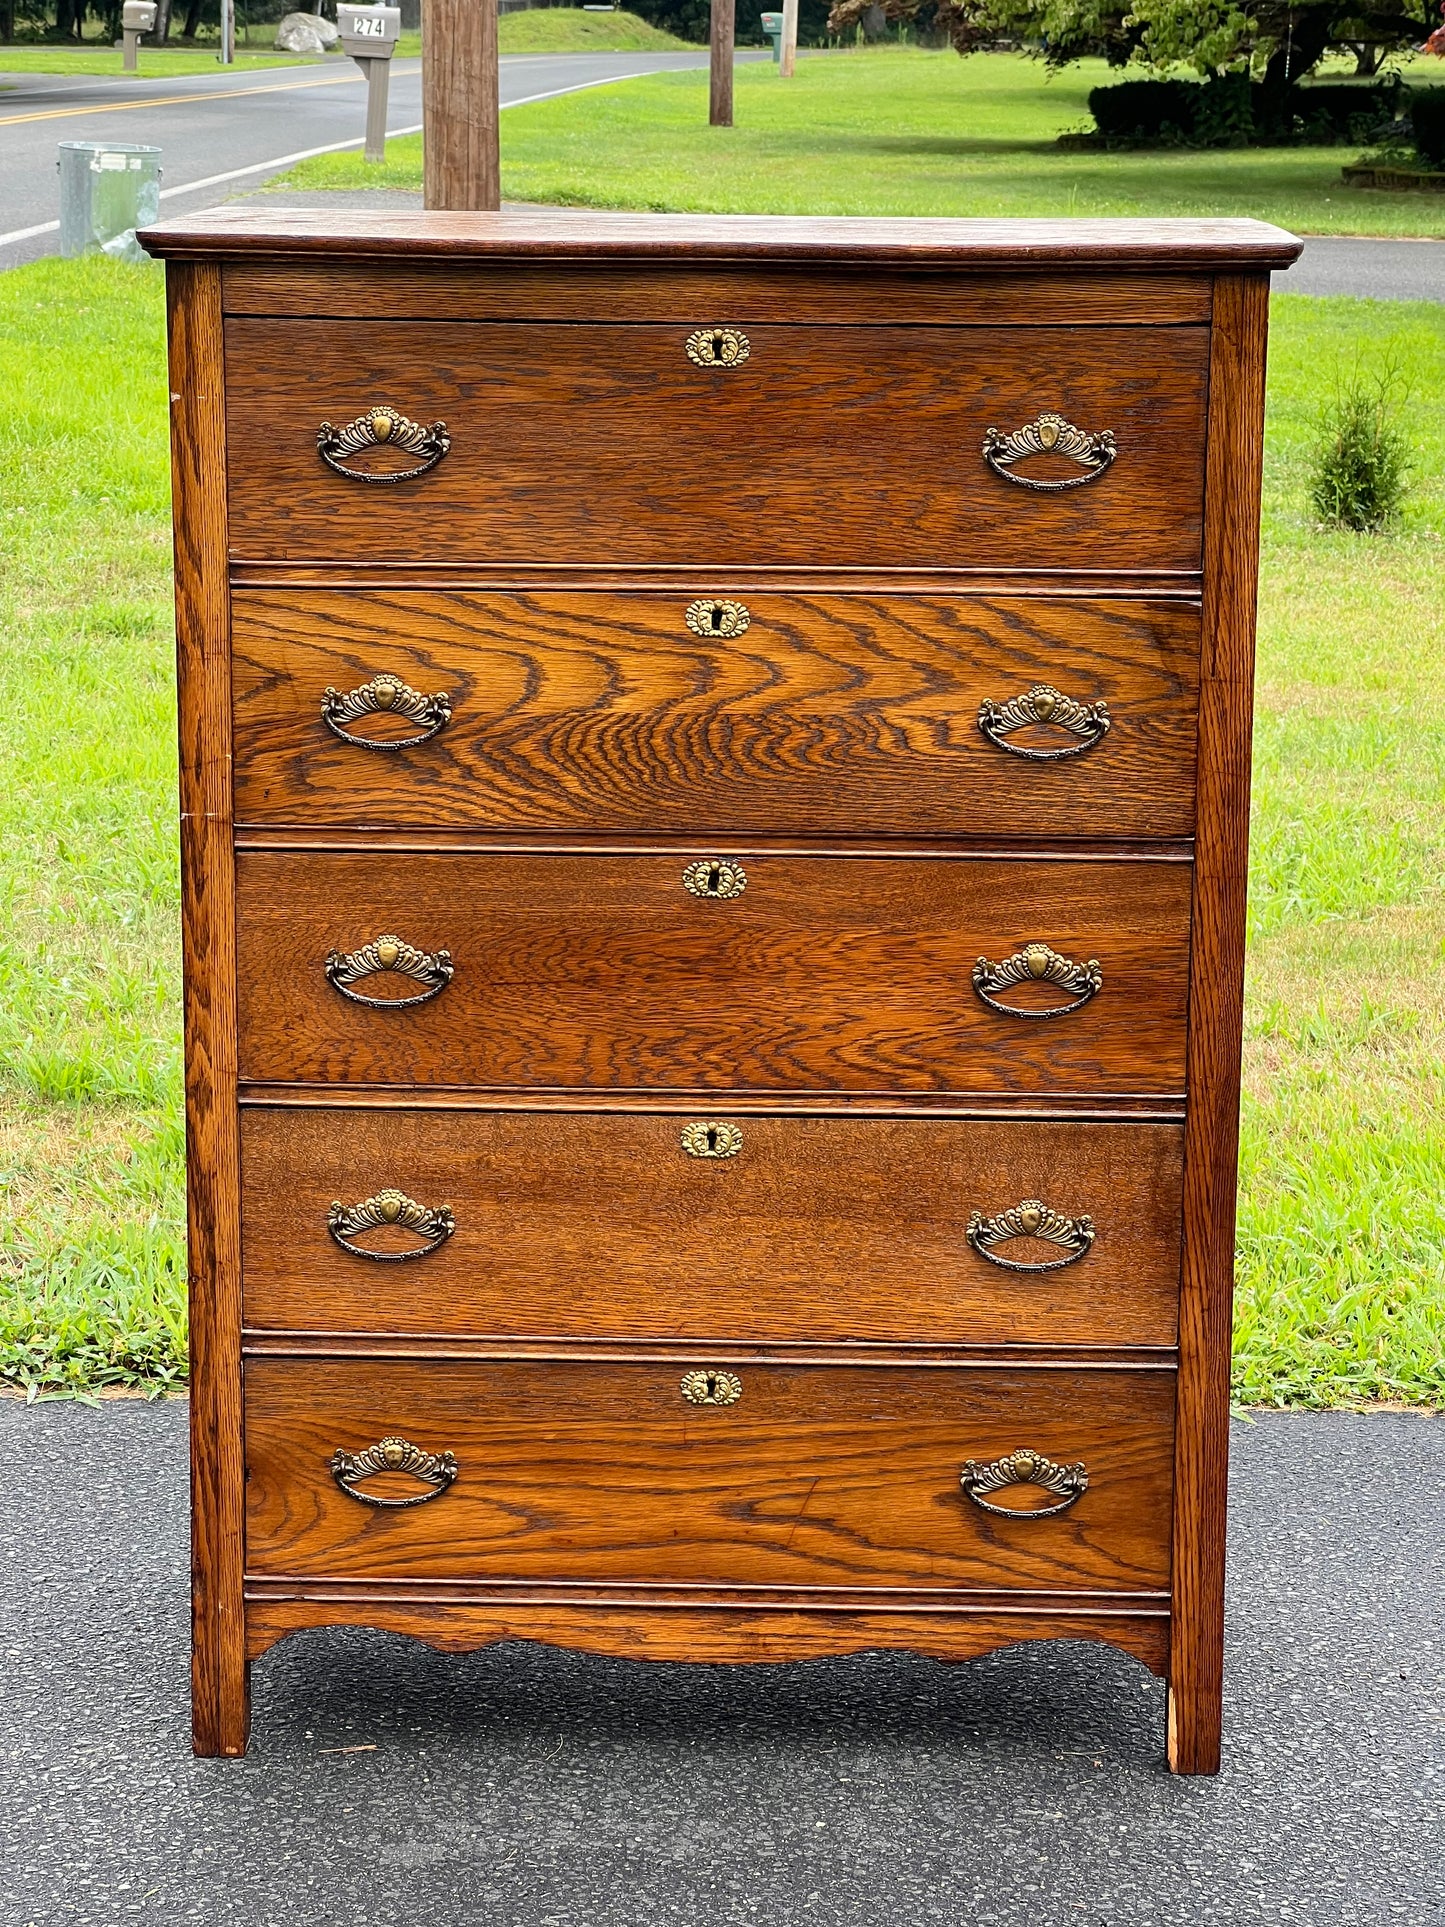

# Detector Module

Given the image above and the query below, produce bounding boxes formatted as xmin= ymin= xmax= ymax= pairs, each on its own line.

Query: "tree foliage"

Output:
xmin=824 ymin=0 xmax=1437 ymax=86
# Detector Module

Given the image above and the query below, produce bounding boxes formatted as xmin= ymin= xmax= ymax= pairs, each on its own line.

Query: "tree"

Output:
xmin=825 ymin=0 xmax=1436 ymax=90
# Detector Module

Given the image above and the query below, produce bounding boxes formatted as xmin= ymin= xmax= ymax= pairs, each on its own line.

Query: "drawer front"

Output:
xmin=232 ymin=591 xmax=1201 ymax=840
xmin=244 ymin=1357 xmax=1175 ymax=1592
xmin=223 ymin=320 xmax=1208 ymax=568
xmin=234 ymin=851 xmax=1192 ymax=1093
xmin=241 ymin=1110 xmax=1184 ymax=1346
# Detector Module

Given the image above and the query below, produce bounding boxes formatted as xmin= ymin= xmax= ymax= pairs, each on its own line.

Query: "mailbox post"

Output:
xmin=760 ymin=8 xmax=782 ymax=59
xmin=337 ymin=3 xmax=402 ymax=164
xmin=121 ymin=0 xmax=157 ymax=71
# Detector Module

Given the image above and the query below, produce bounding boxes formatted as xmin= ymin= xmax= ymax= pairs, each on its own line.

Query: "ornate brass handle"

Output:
xmin=328 ymin=1188 xmax=456 ymax=1261
xmin=967 ymin=1199 xmax=1096 ymax=1272
xmin=684 ymin=327 xmax=750 ymax=369
xmin=973 ymin=942 xmax=1102 ymax=1020
xmin=681 ymin=1368 xmax=742 ymax=1406
xmin=322 ymin=675 xmax=453 ymax=751
xmin=978 ymin=684 xmax=1111 ymax=762
xmin=324 ymin=934 xmax=454 ymax=1009
xmin=317 ymin=407 xmax=450 ymax=483
xmin=982 ymin=413 xmax=1117 ymax=492
xmin=680 ymin=1121 xmax=743 ymax=1160
xmin=685 ymin=598 xmax=750 ymax=639
xmin=329 ymin=1436 xmax=458 ymax=1508
xmin=960 ymin=1448 xmax=1088 ymax=1518
xmin=682 ymin=858 xmax=747 ymax=901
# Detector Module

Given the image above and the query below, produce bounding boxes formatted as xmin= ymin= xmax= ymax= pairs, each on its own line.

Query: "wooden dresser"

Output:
xmin=141 ymin=209 xmax=1299 ymax=1770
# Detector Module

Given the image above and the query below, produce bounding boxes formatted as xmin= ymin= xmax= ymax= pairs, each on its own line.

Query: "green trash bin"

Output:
xmin=58 ymin=141 xmax=162 ymax=263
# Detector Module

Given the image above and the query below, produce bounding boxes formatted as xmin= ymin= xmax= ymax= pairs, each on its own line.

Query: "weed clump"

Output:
xmin=1309 ymin=362 xmax=1410 ymax=531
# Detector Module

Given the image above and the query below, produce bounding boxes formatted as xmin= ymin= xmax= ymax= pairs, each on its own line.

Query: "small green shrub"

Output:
xmin=1087 ymin=77 xmax=1199 ymax=143
xmin=1308 ymin=363 xmax=1410 ymax=532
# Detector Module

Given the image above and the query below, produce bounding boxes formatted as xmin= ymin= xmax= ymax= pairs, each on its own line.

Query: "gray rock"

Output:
xmin=275 ymin=10 xmax=339 ymax=52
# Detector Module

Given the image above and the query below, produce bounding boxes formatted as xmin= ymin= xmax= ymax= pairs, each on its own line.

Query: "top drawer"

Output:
xmin=222 ymin=320 xmax=1209 ymax=570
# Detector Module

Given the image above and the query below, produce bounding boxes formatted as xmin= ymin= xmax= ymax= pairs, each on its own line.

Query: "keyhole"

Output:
xmin=705 ymin=1126 xmax=719 ymax=1152
xmin=711 ymin=333 xmax=727 ymax=362
xmin=704 ymin=1373 xmax=721 ymax=1398
xmin=710 ymin=605 xmax=724 ymax=633
xmin=706 ymin=863 xmax=722 ymax=895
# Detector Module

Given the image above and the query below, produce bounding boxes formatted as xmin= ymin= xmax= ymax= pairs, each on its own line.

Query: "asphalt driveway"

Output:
xmin=0 ymin=1401 xmax=1439 ymax=1925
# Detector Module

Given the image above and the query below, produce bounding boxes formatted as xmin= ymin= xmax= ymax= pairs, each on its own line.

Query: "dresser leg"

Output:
xmin=192 ymin=1645 xmax=251 ymax=1758
xmin=1166 ymin=1679 xmax=1221 ymax=1776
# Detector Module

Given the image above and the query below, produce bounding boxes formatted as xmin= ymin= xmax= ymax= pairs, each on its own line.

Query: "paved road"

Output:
xmin=0 ymin=50 xmax=712 ymax=270
xmin=0 ymin=1400 xmax=1438 ymax=1925
xmin=1286 ymin=234 xmax=1444 ymax=302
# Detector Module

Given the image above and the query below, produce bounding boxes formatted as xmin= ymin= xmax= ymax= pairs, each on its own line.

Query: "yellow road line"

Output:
xmin=0 ymin=66 xmax=403 ymax=127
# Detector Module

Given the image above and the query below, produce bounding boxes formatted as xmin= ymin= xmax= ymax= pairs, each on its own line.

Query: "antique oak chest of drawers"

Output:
xmin=142 ymin=209 xmax=1300 ymax=1770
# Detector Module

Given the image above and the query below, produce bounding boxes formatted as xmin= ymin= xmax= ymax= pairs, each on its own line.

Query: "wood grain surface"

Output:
xmin=222 ymin=320 xmax=1209 ymax=568
xmin=233 ymin=850 xmax=1194 ymax=1093
xmin=242 ymin=1593 xmax=1170 ymax=1675
xmin=231 ymin=591 xmax=1201 ymax=840
xmin=166 ymin=261 xmax=251 ymax=1759
xmin=1168 ymin=274 xmax=1271 ymax=1777
xmin=243 ymin=1356 xmax=1176 ymax=1590
xmin=239 ymin=1108 xmax=1185 ymax=1345
xmin=139 ymin=206 xmax=1303 ymax=271
xmin=220 ymin=261 xmax=1214 ymax=325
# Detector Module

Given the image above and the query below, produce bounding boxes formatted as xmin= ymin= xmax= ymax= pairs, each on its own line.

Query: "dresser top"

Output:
xmin=139 ymin=207 xmax=1301 ymax=271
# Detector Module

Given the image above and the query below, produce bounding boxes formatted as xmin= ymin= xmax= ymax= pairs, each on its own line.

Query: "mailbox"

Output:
xmin=337 ymin=4 xmax=403 ymax=164
xmin=337 ymin=2 xmax=401 ymax=59
xmin=760 ymin=10 xmax=783 ymax=59
xmin=120 ymin=0 xmax=157 ymax=68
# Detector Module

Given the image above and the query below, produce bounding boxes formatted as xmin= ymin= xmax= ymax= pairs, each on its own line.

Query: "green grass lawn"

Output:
xmin=0 ymin=44 xmax=325 ymax=76
xmin=1 ymin=255 xmax=1442 ymax=1405
xmin=0 ymin=8 xmax=686 ymax=76
xmin=275 ymin=48 xmax=1445 ymax=237
xmin=494 ymin=9 xmax=691 ymax=51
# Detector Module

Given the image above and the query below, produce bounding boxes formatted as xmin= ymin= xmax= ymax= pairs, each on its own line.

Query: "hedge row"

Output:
xmin=1085 ymin=73 xmax=1441 ymax=151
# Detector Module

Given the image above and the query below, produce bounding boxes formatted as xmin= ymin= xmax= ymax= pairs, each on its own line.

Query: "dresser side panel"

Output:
xmin=168 ymin=258 xmax=248 ymax=1758
xmin=1170 ymin=272 xmax=1271 ymax=1775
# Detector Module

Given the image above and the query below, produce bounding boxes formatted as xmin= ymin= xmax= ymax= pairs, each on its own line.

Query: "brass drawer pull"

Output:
xmin=328 ymin=1187 xmax=456 ymax=1261
xmin=317 ymin=407 xmax=450 ymax=483
xmin=322 ymin=675 xmax=453 ymax=751
xmin=979 ymin=684 xmax=1110 ymax=762
xmin=684 ymin=327 xmax=750 ymax=370
xmin=329 ymin=1435 xmax=459 ymax=1508
xmin=325 ymin=933 xmax=454 ymax=1009
xmin=681 ymin=1367 xmax=742 ymax=1406
xmin=982 ymin=412 xmax=1117 ymax=493
xmin=967 ymin=1199 xmax=1096 ymax=1273
xmin=973 ymin=942 xmax=1101 ymax=1020
xmin=685 ymin=598 xmax=750 ymax=639
xmin=681 ymin=1120 xmax=743 ymax=1159
xmin=682 ymin=857 xmax=747 ymax=901
xmin=960 ymin=1449 xmax=1088 ymax=1519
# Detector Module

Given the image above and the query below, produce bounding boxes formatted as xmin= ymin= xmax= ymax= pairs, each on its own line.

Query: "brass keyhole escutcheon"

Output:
xmin=680 ymin=1368 xmax=743 ymax=1406
xmin=685 ymin=598 xmax=750 ymax=640
xmin=681 ymin=1121 xmax=743 ymax=1160
xmin=682 ymin=858 xmax=747 ymax=901
xmin=684 ymin=327 xmax=750 ymax=370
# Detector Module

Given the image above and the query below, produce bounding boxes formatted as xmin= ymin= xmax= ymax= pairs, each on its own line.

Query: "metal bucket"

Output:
xmin=57 ymin=141 xmax=162 ymax=262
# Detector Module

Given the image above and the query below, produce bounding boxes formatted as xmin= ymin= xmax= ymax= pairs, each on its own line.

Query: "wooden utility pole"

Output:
xmin=780 ymin=0 xmax=798 ymax=75
xmin=709 ymin=0 xmax=734 ymax=126
xmin=423 ymin=0 xmax=500 ymax=210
